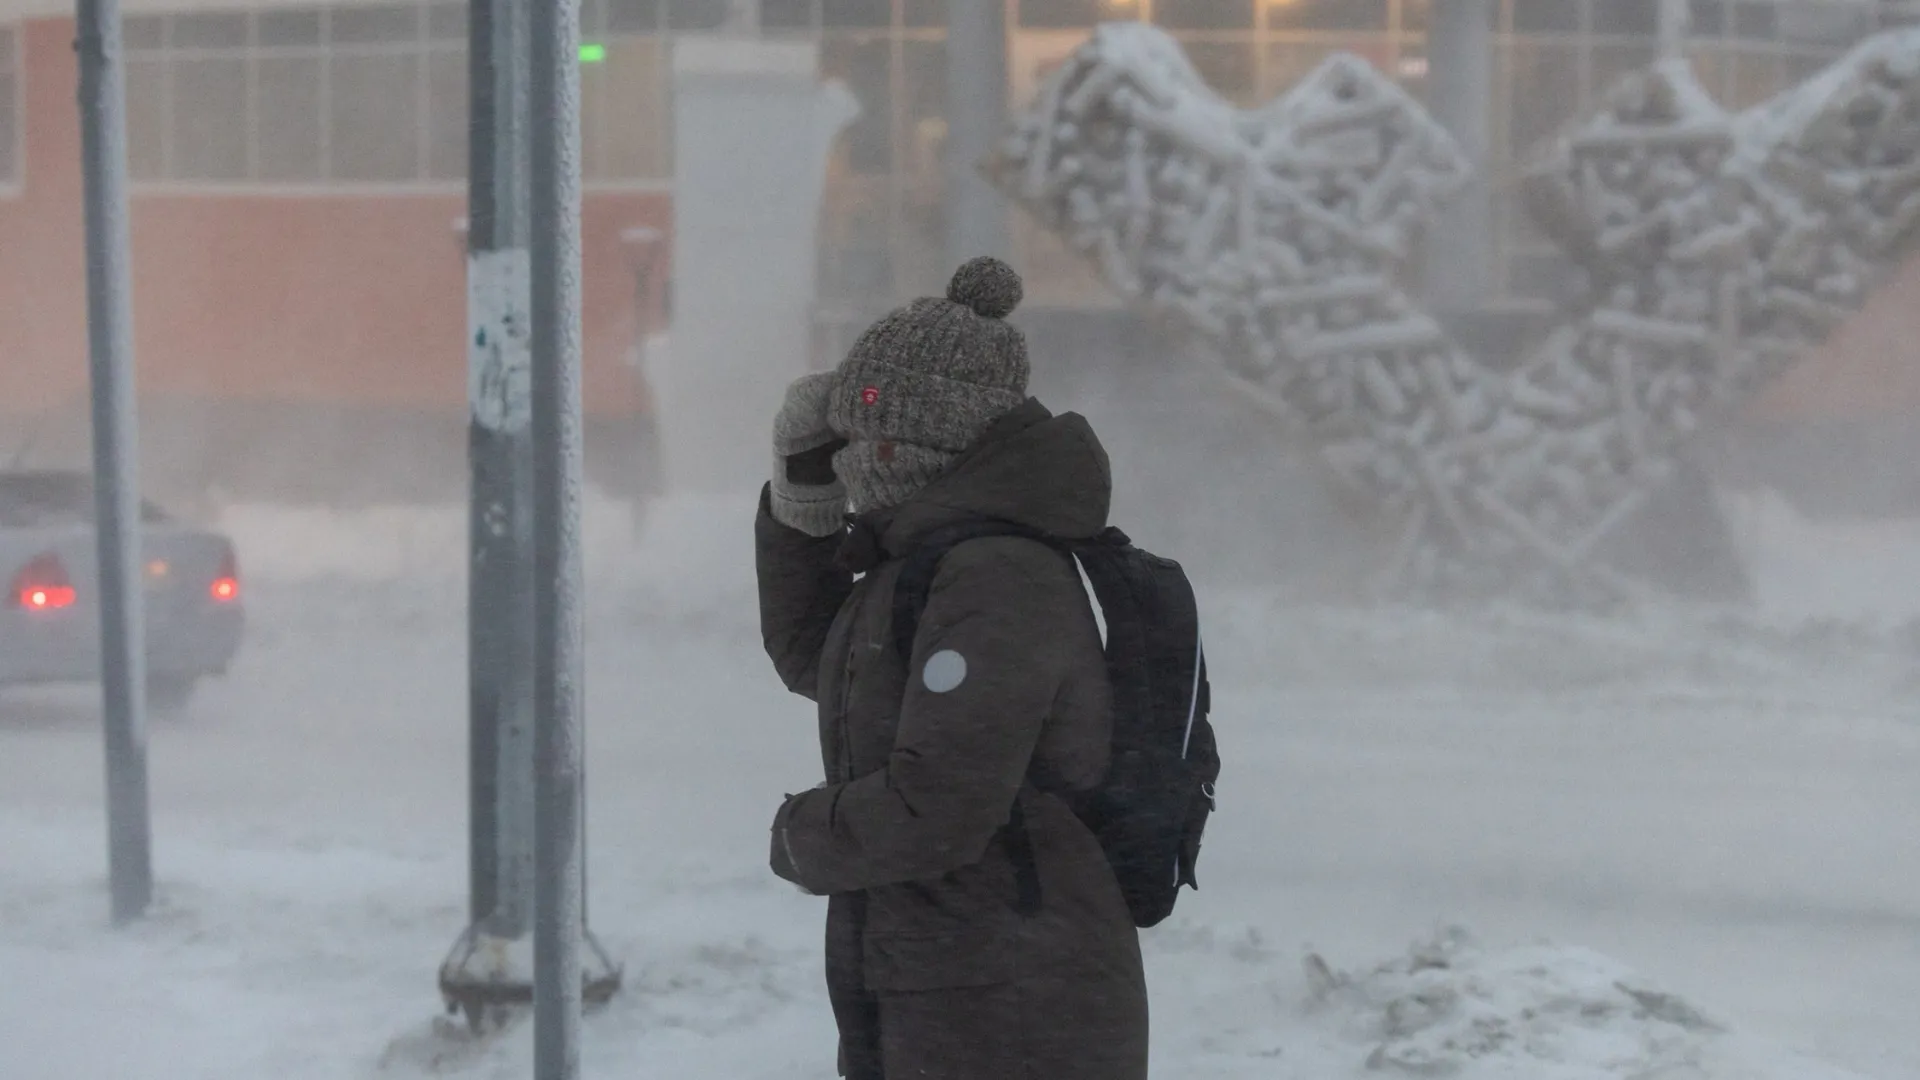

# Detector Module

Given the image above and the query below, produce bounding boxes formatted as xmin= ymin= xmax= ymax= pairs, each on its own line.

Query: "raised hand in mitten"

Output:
xmin=770 ymin=372 xmax=849 ymax=537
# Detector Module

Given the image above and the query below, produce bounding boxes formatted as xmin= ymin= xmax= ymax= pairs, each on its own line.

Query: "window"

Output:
xmin=1398 ymin=0 xmax=1499 ymax=36
xmin=603 ymin=0 xmax=660 ymax=33
xmin=117 ymin=2 xmax=665 ymax=188
xmin=1267 ymin=0 xmax=1388 ymax=32
xmin=174 ymin=55 xmax=250 ymax=180
xmin=903 ymin=0 xmax=945 ymax=28
xmin=425 ymin=48 xmax=466 ymax=179
xmin=331 ymin=53 xmax=421 ymax=181
xmin=1183 ymin=41 xmax=1257 ymax=103
xmin=254 ymin=56 xmax=322 ymax=180
xmin=172 ymin=11 xmax=248 ymax=48
xmin=121 ymin=5 xmax=436 ymax=185
xmin=1018 ymin=0 xmax=1112 ymax=29
xmin=1154 ymin=0 xmax=1254 ymax=31
xmin=1589 ymin=0 xmax=1657 ymax=37
xmin=583 ymin=36 xmax=672 ymax=181
xmin=761 ymin=0 xmax=818 ymax=30
xmin=666 ymin=0 xmax=730 ymax=29
xmin=1687 ymin=0 xmax=1727 ymax=36
xmin=1510 ymin=0 xmax=1582 ymax=34
xmin=823 ymin=0 xmax=891 ymax=27
xmin=0 ymin=27 xmax=17 ymax=188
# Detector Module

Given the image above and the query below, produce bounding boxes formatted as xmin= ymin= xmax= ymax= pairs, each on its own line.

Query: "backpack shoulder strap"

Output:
xmin=890 ymin=518 xmax=1047 ymax=665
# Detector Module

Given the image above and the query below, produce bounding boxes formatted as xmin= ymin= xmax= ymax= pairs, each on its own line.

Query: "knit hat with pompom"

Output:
xmin=828 ymin=257 xmax=1031 ymax=513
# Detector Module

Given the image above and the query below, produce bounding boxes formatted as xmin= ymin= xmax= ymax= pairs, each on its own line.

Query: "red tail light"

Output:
xmin=211 ymin=546 xmax=240 ymax=603
xmin=13 ymin=553 xmax=77 ymax=612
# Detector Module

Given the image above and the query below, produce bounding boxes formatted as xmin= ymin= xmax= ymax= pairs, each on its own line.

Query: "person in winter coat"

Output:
xmin=755 ymin=257 xmax=1149 ymax=1080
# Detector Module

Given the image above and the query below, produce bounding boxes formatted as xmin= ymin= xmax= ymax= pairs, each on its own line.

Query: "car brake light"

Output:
xmin=14 ymin=553 xmax=77 ymax=612
xmin=211 ymin=546 xmax=240 ymax=603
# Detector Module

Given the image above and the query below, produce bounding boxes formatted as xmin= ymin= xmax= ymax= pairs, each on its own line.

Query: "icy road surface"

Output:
xmin=2 ymin=497 xmax=1918 ymax=1079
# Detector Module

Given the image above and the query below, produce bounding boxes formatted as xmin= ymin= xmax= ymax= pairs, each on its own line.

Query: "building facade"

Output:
xmin=0 ymin=0 xmax=1915 ymax=503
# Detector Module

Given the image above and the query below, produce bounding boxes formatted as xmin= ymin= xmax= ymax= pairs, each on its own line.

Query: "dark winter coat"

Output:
xmin=756 ymin=400 xmax=1150 ymax=1080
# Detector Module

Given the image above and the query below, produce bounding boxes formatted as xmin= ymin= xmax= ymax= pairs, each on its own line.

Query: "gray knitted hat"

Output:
xmin=829 ymin=257 xmax=1030 ymax=512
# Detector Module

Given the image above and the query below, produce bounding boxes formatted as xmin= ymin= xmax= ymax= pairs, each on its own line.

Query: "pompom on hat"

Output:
xmin=945 ymin=254 xmax=1023 ymax=319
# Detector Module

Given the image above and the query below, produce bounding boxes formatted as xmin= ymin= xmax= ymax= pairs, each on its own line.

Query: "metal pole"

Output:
xmin=443 ymin=0 xmax=538 ymax=1026
xmin=1658 ymin=0 xmax=1690 ymax=59
xmin=76 ymin=0 xmax=152 ymax=927
xmin=443 ymin=0 xmax=615 ymax=1032
xmin=1420 ymin=0 xmax=1496 ymax=310
xmin=467 ymin=0 xmax=538 ymax=946
xmin=530 ymin=0 xmax=584 ymax=1071
xmin=945 ymin=0 xmax=1011 ymax=264
xmin=465 ymin=9 xmax=496 ymax=931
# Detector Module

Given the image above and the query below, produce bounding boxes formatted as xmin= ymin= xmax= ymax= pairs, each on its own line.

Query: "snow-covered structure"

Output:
xmin=990 ymin=22 xmax=1920 ymax=603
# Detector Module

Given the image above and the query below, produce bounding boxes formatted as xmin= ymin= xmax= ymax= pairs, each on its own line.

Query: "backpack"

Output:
xmin=891 ymin=520 xmax=1219 ymax=929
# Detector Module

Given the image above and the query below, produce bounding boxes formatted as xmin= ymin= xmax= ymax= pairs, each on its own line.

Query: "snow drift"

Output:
xmin=1300 ymin=929 xmax=1872 ymax=1080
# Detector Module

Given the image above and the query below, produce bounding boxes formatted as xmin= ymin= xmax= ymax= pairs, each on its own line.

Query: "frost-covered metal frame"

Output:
xmin=990 ymin=22 xmax=1920 ymax=603
xmin=0 ymin=25 xmax=20 ymax=195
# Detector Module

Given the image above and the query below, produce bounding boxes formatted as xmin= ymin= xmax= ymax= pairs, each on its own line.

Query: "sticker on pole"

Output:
xmin=468 ymin=248 xmax=533 ymax=433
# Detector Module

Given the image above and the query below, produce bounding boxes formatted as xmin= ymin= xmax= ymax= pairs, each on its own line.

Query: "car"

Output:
xmin=0 ymin=471 xmax=244 ymax=712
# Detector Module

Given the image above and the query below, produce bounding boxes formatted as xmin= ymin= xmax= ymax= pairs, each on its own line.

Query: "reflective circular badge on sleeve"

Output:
xmin=922 ymin=650 xmax=968 ymax=693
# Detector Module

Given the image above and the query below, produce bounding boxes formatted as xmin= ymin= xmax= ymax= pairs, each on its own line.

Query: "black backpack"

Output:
xmin=892 ymin=520 xmax=1219 ymax=929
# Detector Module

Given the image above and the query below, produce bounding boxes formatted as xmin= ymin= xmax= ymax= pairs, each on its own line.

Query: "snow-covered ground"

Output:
xmin=3 ymin=492 xmax=1919 ymax=1079
xmin=1720 ymin=486 xmax=1920 ymax=624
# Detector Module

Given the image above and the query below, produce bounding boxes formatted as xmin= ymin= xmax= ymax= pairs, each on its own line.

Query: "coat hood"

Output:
xmin=875 ymin=399 xmax=1112 ymax=555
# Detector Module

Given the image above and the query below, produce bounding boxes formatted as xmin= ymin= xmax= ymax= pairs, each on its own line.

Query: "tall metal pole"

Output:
xmin=76 ymin=0 xmax=152 ymax=927
xmin=464 ymin=0 xmax=535 ymax=942
xmin=1420 ymin=0 xmax=1496 ymax=310
xmin=443 ymin=0 xmax=537 ymax=1016
xmin=945 ymin=0 xmax=1011 ymax=264
xmin=529 ymin=0 xmax=584 ymax=1071
xmin=442 ymin=0 xmax=615 ymax=1032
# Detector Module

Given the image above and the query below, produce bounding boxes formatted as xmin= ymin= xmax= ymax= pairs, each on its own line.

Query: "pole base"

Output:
xmin=438 ymin=923 xmax=624 ymax=1034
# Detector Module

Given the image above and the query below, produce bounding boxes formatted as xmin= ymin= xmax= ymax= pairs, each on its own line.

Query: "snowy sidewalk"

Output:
xmin=0 ymin=810 xmax=1894 ymax=1080
xmin=3 ymin=575 xmax=1918 ymax=1079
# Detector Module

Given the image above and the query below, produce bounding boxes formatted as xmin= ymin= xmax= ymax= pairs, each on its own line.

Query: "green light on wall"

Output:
xmin=580 ymin=42 xmax=607 ymax=64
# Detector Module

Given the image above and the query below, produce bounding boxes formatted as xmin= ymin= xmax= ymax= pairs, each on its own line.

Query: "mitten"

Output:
xmin=770 ymin=372 xmax=849 ymax=537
